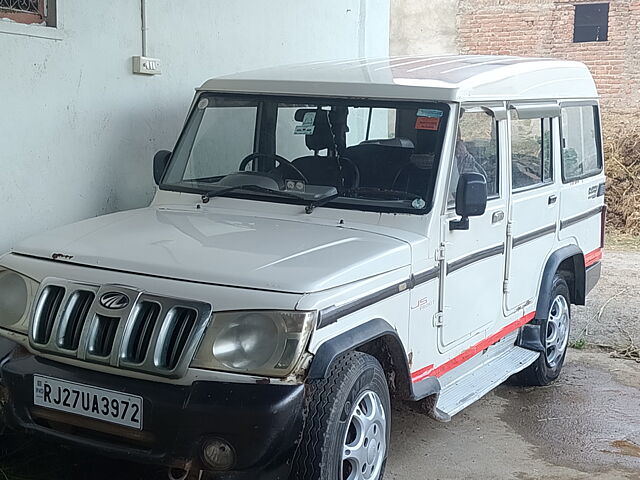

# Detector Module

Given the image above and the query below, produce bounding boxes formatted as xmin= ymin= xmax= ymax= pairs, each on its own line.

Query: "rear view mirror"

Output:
xmin=450 ymin=172 xmax=488 ymax=231
xmin=153 ymin=150 xmax=172 ymax=185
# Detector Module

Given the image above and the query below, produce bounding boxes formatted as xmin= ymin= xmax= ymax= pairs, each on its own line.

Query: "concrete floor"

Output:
xmin=387 ymin=350 xmax=640 ymax=480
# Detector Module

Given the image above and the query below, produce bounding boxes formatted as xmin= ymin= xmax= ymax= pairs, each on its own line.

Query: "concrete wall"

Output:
xmin=0 ymin=0 xmax=390 ymax=253
xmin=390 ymin=0 xmax=457 ymax=55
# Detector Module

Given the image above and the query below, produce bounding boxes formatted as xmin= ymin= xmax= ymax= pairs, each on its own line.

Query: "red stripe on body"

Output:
xmin=584 ymin=248 xmax=602 ymax=267
xmin=411 ymin=311 xmax=536 ymax=383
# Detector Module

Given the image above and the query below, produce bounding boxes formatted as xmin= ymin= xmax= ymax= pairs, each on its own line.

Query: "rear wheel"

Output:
xmin=515 ymin=274 xmax=571 ymax=386
xmin=293 ymin=351 xmax=391 ymax=480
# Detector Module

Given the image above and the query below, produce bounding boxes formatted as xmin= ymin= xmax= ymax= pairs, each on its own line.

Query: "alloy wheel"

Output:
xmin=341 ymin=390 xmax=387 ymax=480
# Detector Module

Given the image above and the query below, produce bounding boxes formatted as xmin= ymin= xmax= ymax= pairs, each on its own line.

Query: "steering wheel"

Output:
xmin=337 ymin=156 xmax=361 ymax=189
xmin=239 ymin=153 xmax=309 ymax=183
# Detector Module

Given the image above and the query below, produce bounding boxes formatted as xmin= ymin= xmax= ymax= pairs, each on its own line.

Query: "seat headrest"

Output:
xmin=294 ymin=109 xmax=335 ymax=152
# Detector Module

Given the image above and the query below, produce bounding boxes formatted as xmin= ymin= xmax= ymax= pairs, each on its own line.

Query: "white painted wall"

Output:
xmin=0 ymin=0 xmax=390 ymax=253
xmin=390 ymin=0 xmax=457 ymax=56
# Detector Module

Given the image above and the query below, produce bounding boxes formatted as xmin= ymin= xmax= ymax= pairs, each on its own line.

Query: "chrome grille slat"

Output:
xmin=88 ymin=314 xmax=119 ymax=357
xmin=125 ymin=301 xmax=161 ymax=364
xmin=29 ymin=279 xmax=212 ymax=378
xmin=58 ymin=290 xmax=95 ymax=351
xmin=161 ymin=308 xmax=197 ymax=370
xmin=32 ymin=285 xmax=65 ymax=345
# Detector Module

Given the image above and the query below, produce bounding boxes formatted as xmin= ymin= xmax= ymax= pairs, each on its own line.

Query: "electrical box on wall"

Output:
xmin=132 ymin=56 xmax=162 ymax=75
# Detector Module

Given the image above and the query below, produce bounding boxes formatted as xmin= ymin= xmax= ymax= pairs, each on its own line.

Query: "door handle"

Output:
xmin=492 ymin=211 xmax=505 ymax=224
xmin=548 ymin=194 xmax=558 ymax=205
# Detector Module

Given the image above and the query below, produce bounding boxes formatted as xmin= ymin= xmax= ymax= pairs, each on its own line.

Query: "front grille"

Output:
xmin=58 ymin=290 xmax=94 ymax=350
xmin=88 ymin=315 xmax=119 ymax=357
xmin=33 ymin=285 xmax=65 ymax=344
xmin=29 ymin=279 xmax=212 ymax=378
xmin=124 ymin=302 xmax=161 ymax=364
xmin=158 ymin=307 xmax=198 ymax=370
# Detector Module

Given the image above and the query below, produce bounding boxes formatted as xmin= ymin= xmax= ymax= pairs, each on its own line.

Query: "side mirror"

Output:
xmin=450 ymin=172 xmax=488 ymax=231
xmin=153 ymin=150 xmax=172 ymax=185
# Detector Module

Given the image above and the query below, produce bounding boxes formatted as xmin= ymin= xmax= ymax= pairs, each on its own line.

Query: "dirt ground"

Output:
xmin=1 ymin=245 xmax=639 ymax=480
xmin=570 ymin=245 xmax=640 ymax=356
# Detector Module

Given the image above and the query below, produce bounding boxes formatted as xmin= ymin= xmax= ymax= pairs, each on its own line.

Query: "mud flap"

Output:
xmin=517 ymin=324 xmax=545 ymax=353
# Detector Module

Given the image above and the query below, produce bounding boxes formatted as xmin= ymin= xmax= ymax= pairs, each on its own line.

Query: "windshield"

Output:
xmin=161 ymin=94 xmax=451 ymax=214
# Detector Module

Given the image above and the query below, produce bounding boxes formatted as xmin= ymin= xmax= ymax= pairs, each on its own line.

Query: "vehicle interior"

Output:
xmin=162 ymin=95 xmax=451 ymax=213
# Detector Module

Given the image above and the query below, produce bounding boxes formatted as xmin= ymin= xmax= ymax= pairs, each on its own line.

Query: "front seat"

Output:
xmin=286 ymin=109 xmax=358 ymax=189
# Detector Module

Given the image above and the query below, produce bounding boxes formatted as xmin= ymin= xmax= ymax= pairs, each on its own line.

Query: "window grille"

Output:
xmin=0 ymin=0 xmax=40 ymax=14
xmin=0 ymin=0 xmax=45 ymax=24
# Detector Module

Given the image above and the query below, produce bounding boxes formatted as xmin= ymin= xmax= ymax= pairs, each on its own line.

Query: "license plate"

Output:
xmin=33 ymin=375 xmax=143 ymax=430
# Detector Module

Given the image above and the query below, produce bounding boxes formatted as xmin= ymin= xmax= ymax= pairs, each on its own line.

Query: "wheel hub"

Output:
xmin=545 ymin=294 xmax=570 ymax=368
xmin=341 ymin=390 xmax=386 ymax=480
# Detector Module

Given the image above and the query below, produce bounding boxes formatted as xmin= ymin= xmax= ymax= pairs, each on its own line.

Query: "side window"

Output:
xmin=561 ymin=105 xmax=602 ymax=182
xmin=449 ymin=110 xmax=499 ymax=203
xmin=510 ymin=113 xmax=553 ymax=190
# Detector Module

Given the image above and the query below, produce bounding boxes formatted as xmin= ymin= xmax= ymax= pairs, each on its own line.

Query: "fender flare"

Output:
xmin=306 ymin=318 xmax=411 ymax=384
xmin=536 ymin=244 xmax=586 ymax=316
xmin=519 ymin=244 xmax=585 ymax=352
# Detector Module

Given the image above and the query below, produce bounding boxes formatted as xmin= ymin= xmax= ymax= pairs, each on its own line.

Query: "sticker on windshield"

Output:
xmin=412 ymin=198 xmax=426 ymax=209
xmin=302 ymin=112 xmax=316 ymax=125
xmin=294 ymin=125 xmax=315 ymax=135
xmin=197 ymin=98 xmax=209 ymax=110
xmin=295 ymin=112 xmax=317 ymax=135
xmin=415 ymin=117 xmax=440 ymax=131
xmin=417 ymin=109 xmax=443 ymax=118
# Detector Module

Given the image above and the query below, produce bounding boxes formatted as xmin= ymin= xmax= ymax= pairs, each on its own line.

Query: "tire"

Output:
xmin=515 ymin=274 xmax=571 ymax=386
xmin=293 ymin=351 xmax=391 ymax=480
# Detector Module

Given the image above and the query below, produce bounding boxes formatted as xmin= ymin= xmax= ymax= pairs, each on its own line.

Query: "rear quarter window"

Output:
xmin=560 ymin=105 xmax=603 ymax=182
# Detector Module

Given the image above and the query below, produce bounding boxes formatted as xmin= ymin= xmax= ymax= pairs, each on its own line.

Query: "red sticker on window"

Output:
xmin=415 ymin=117 xmax=440 ymax=130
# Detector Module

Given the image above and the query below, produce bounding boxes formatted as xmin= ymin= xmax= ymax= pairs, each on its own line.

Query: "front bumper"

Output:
xmin=0 ymin=346 xmax=305 ymax=480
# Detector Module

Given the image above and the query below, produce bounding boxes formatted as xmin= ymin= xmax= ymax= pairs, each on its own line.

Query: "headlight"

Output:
xmin=191 ymin=310 xmax=315 ymax=377
xmin=0 ymin=268 xmax=39 ymax=334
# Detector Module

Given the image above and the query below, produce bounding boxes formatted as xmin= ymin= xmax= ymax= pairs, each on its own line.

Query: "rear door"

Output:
xmin=505 ymin=105 xmax=560 ymax=310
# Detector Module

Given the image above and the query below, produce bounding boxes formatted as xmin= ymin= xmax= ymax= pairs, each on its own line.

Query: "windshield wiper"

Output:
xmin=201 ymin=184 xmax=305 ymax=204
xmin=347 ymin=187 xmax=422 ymax=201
xmin=201 ymin=184 xmax=340 ymax=214
xmin=305 ymin=192 xmax=341 ymax=214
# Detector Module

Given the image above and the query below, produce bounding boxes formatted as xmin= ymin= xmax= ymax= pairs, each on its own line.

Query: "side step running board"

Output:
xmin=434 ymin=346 xmax=539 ymax=419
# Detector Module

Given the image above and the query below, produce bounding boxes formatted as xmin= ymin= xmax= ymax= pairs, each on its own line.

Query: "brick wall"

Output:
xmin=457 ymin=0 xmax=640 ymax=121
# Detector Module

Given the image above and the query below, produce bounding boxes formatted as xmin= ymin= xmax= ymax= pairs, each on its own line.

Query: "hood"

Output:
xmin=13 ymin=207 xmax=411 ymax=294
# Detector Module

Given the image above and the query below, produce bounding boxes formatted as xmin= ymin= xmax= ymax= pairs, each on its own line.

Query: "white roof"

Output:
xmin=200 ymin=55 xmax=598 ymax=103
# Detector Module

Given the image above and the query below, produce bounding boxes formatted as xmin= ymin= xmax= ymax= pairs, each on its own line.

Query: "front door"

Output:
xmin=439 ymin=105 xmax=507 ymax=353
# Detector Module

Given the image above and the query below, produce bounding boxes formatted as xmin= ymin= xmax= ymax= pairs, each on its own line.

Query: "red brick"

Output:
xmin=458 ymin=0 xmax=640 ymax=119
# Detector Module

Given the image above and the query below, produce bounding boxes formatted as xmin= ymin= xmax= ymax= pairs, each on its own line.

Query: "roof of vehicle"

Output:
xmin=199 ymin=55 xmax=598 ymax=103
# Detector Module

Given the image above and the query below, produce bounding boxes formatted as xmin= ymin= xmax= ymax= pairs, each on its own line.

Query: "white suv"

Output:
xmin=0 ymin=56 xmax=605 ymax=480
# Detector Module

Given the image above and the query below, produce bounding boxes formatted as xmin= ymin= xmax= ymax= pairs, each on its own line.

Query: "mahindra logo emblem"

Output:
xmin=99 ymin=292 xmax=130 ymax=310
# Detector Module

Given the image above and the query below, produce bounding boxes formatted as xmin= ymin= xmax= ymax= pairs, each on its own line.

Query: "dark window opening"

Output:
xmin=573 ymin=3 xmax=609 ymax=43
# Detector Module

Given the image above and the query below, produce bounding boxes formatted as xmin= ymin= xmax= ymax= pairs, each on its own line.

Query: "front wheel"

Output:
xmin=515 ymin=274 xmax=571 ymax=386
xmin=293 ymin=351 xmax=391 ymax=480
